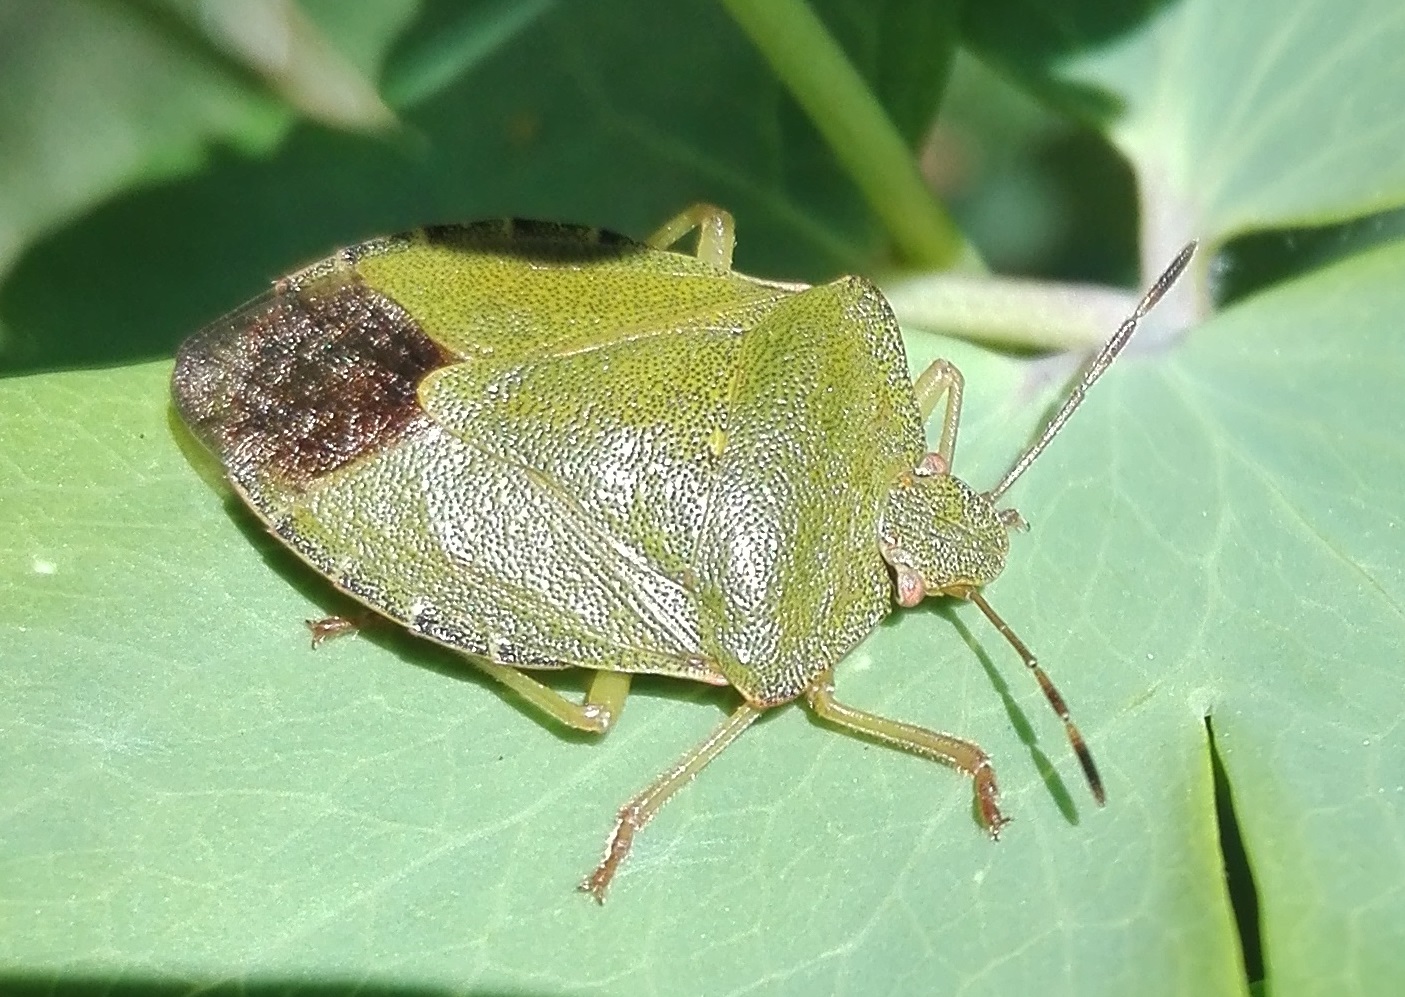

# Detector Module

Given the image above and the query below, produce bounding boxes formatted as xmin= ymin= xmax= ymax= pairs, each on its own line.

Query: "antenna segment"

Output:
xmin=987 ymin=242 xmax=1197 ymax=503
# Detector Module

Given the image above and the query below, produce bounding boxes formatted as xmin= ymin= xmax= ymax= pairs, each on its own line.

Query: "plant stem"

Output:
xmin=720 ymin=0 xmax=974 ymax=271
xmin=880 ymin=272 xmax=1145 ymax=351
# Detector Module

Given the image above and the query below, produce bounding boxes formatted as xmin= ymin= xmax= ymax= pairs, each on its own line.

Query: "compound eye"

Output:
xmin=915 ymin=452 xmax=949 ymax=477
xmin=895 ymin=565 xmax=925 ymax=607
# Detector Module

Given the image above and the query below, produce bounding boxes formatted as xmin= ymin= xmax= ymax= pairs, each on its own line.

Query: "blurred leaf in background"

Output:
xmin=0 ymin=0 xmax=960 ymax=373
xmin=2 ymin=1 xmax=1403 ymax=995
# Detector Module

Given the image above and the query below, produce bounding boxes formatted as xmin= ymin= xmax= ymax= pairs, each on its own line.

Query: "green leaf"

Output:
xmin=3 ymin=0 xmax=1404 ymax=993
xmin=967 ymin=0 xmax=1405 ymax=253
xmin=0 ymin=0 xmax=412 ymax=283
xmin=1065 ymin=0 xmax=1405 ymax=242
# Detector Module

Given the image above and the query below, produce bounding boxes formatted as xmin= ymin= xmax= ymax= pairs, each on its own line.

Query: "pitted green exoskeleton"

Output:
xmin=172 ymin=204 xmax=1194 ymax=901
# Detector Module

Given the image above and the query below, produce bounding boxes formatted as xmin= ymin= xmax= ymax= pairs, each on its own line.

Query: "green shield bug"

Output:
xmin=172 ymin=204 xmax=1194 ymax=901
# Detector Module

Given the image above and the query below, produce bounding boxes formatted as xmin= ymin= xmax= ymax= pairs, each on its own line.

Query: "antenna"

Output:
xmin=969 ymin=590 xmax=1105 ymax=804
xmin=987 ymin=242 xmax=1197 ymax=503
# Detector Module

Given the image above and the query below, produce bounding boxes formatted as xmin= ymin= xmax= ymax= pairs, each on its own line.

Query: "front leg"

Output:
xmin=911 ymin=358 xmax=965 ymax=469
xmin=646 ymin=203 xmax=736 ymax=269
